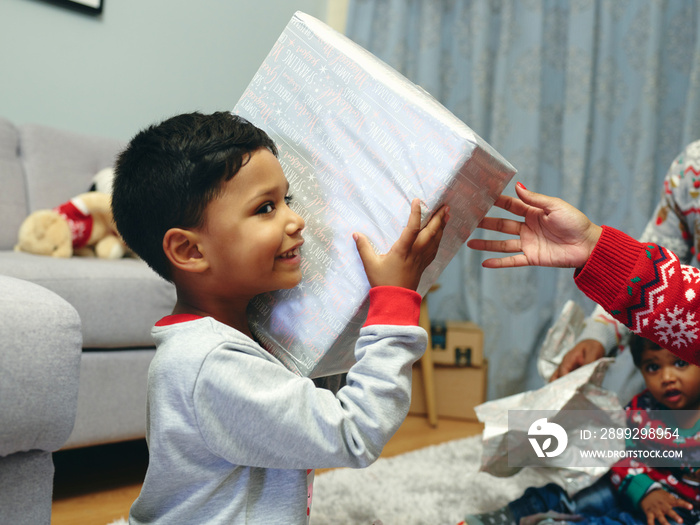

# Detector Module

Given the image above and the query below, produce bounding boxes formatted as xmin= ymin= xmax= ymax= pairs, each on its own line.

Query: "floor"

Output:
xmin=51 ymin=415 xmax=483 ymax=524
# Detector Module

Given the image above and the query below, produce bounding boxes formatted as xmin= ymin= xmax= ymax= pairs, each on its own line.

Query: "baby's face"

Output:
xmin=640 ymin=347 xmax=700 ymax=412
xmin=196 ymin=148 xmax=305 ymax=300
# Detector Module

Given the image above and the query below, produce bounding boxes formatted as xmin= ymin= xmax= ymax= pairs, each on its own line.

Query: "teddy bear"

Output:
xmin=15 ymin=190 xmax=127 ymax=259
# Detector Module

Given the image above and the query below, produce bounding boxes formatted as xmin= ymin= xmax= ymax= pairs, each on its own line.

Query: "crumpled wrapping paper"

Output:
xmin=233 ymin=11 xmax=516 ymax=378
xmin=475 ymin=359 xmax=624 ymax=495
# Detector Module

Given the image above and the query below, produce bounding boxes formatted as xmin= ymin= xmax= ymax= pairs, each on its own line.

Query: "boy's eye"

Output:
xmin=256 ymin=203 xmax=275 ymax=215
xmin=675 ymin=359 xmax=689 ymax=368
xmin=644 ymin=363 xmax=659 ymax=373
xmin=256 ymin=195 xmax=292 ymax=215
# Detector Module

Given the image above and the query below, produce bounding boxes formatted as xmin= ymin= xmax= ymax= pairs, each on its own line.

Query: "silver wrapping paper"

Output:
xmin=233 ymin=11 xmax=516 ymax=378
xmin=475 ymin=360 xmax=624 ymax=496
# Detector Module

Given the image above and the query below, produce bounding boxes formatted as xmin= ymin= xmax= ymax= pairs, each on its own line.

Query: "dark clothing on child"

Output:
xmin=506 ymin=479 xmax=695 ymax=525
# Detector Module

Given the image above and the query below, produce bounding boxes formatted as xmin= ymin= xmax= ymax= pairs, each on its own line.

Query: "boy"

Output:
xmin=467 ymin=182 xmax=700 ymax=365
xmin=111 ymin=111 xmax=449 ymax=524
xmin=462 ymin=333 xmax=700 ymax=525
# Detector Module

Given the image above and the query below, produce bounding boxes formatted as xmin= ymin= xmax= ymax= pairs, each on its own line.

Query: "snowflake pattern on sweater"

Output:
xmin=572 ymin=140 xmax=700 ymax=366
xmin=632 ymin=141 xmax=700 ymax=350
xmin=630 ymin=247 xmax=700 ymax=350
xmin=609 ymin=390 xmax=700 ymax=510
xmin=575 ymin=226 xmax=700 ymax=365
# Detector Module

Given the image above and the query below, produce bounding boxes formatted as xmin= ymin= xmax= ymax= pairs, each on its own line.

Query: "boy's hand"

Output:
xmin=353 ymin=199 xmax=449 ymax=291
xmin=466 ymin=183 xmax=602 ymax=269
xmin=640 ymin=489 xmax=693 ymax=525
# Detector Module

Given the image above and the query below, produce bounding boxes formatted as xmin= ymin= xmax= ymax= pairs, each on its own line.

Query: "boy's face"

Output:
xmin=640 ymin=347 xmax=700 ymax=411
xmin=196 ymin=148 xmax=305 ymax=299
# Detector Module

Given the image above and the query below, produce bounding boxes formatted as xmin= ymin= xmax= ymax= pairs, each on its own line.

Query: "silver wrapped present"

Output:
xmin=233 ymin=11 xmax=516 ymax=377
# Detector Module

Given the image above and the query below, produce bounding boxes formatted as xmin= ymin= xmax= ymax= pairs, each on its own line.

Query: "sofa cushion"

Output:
xmin=0 ymin=118 xmax=28 ymax=250
xmin=64 ymin=349 xmax=156 ymax=449
xmin=0 ymin=275 xmax=81 ymax=455
xmin=0 ymin=252 xmax=176 ymax=348
xmin=19 ymin=123 xmax=125 ymax=212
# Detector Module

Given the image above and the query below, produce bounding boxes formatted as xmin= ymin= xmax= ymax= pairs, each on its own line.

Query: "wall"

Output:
xmin=0 ymin=0 xmax=334 ymax=140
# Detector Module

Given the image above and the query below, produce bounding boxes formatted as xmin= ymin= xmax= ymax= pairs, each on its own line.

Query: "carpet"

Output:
xmin=310 ymin=435 xmax=551 ymax=524
xmin=107 ymin=435 xmax=552 ymax=525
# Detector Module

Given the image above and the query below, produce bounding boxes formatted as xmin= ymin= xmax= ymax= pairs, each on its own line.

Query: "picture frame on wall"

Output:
xmin=45 ymin=0 xmax=104 ymax=15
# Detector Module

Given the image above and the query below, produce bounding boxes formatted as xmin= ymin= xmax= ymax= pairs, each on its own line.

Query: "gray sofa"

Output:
xmin=0 ymin=116 xmax=177 ymax=454
xmin=0 ymin=275 xmax=81 ymax=524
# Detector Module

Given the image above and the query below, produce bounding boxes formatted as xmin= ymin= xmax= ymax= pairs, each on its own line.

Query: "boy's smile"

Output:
xmin=640 ymin=347 xmax=700 ymax=418
xmin=196 ymin=147 xmax=305 ymax=301
xmin=277 ymin=244 xmax=302 ymax=263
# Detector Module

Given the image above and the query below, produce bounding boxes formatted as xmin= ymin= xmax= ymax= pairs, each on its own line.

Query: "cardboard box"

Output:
xmin=233 ymin=12 xmax=516 ymax=378
xmin=431 ymin=321 xmax=484 ymax=367
xmin=410 ymin=362 xmax=488 ymax=420
xmin=430 ymin=322 xmax=447 ymax=350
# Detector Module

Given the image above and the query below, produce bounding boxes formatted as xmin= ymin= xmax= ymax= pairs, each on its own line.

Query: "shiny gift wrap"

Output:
xmin=233 ymin=12 xmax=516 ymax=378
xmin=475 ymin=360 xmax=624 ymax=496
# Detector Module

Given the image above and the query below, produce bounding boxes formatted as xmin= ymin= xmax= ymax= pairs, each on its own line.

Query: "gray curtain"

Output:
xmin=346 ymin=0 xmax=700 ymax=399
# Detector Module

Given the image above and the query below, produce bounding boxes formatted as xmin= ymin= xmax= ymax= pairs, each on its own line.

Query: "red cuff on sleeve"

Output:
xmin=363 ymin=286 xmax=422 ymax=327
xmin=574 ymin=225 xmax=645 ymax=311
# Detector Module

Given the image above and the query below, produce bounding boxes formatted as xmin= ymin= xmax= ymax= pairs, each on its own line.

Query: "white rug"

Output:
xmin=107 ymin=435 xmax=551 ymax=525
xmin=311 ymin=435 xmax=550 ymax=525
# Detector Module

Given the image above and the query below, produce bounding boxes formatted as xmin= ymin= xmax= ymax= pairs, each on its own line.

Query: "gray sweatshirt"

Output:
xmin=129 ymin=286 xmax=425 ymax=524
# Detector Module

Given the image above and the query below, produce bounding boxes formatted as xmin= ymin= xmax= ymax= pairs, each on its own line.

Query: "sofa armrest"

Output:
xmin=0 ymin=275 xmax=82 ymax=456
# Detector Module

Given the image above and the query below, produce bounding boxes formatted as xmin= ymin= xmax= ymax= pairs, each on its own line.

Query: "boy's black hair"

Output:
xmin=112 ymin=112 xmax=277 ymax=281
xmin=628 ymin=332 xmax=662 ymax=367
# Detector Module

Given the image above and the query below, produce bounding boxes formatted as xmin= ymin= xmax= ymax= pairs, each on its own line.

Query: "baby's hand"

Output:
xmin=640 ymin=489 xmax=693 ymax=525
xmin=353 ymin=199 xmax=449 ymax=291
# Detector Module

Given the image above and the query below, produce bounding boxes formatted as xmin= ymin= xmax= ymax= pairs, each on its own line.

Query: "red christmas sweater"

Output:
xmin=609 ymin=390 xmax=700 ymax=510
xmin=574 ymin=225 xmax=700 ymax=366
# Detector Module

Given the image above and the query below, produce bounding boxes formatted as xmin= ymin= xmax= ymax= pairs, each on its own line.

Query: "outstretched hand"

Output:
xmin=354 ymin=199 xmax=449 ymax=291
xmin=466 ymin=183 xmax=602 ymax=269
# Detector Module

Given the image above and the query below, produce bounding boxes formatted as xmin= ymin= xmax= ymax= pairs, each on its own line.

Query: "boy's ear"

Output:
xmin=163 ymin=228 xmax=208 ymax=273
